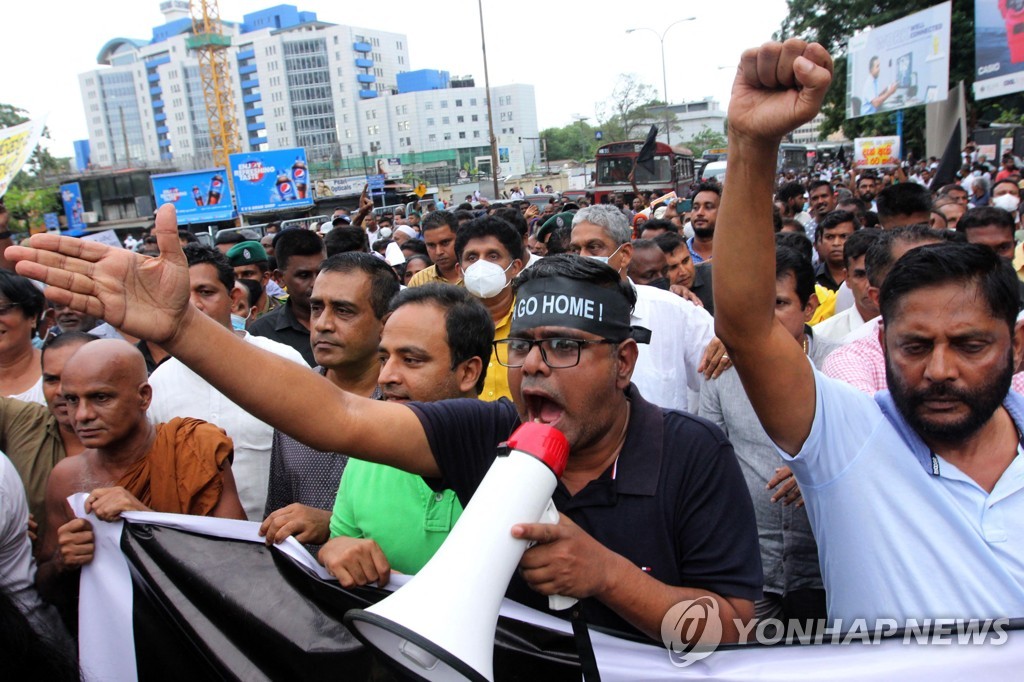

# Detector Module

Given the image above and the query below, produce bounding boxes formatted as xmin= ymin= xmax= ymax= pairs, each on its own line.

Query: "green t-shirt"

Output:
xmin=330 ymin=459 xmax=463 ymax=574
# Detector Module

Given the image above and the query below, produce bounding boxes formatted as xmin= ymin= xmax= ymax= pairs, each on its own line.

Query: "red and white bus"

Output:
xmin=590 ymin=140 xmax=696 ymax=203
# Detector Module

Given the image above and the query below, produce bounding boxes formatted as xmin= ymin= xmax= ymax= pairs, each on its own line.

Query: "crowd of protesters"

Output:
xmin=3 ymin=38 xmax=1024 ymax=676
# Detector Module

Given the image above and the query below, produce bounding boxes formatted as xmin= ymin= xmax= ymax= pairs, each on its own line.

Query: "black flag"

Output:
xmin=929 ymin=121 xmax=962 ymax=192
xmin=636 ymin=125 xmax=659 ymax=174
xmin=837 ymin=145 xmax=847 ymax=166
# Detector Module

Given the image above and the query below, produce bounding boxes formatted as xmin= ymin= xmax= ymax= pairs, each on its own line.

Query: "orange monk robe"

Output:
xmin=115 ymin=417 xmax=233 ymax=516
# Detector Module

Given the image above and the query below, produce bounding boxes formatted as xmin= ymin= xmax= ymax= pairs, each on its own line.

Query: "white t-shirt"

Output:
xmin=8 ymin=376 xmax=45 ymax=406
xmin=147 ymin=332 xmax=307 ymax=521
xmin=630 ymin=281 xmax=716 ymax=413
xmin=812 ymin=305 xmax=870 ymax=345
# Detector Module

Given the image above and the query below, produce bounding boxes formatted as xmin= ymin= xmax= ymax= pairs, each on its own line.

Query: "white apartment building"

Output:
xmin=78 ymin=2 xmax=538 ymax=176
xmin=352 ymin=83 xmax=539 ymax=174
xmin=650 ymin=97 xmax=728 ymax=146
xmin=792 ymin=113 xmax=826 ymax=145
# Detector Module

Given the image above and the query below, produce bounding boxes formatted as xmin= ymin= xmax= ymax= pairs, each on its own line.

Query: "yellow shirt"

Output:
xmin=809 ymin=284 xmax=837 ymax=325
xmin=1014 ymin=243 xmax=1024 ymax=283
xmin=408 ymin=264 xmax=463 ymax=288
xmin=481 ymin=301 xmax=514 ymax=402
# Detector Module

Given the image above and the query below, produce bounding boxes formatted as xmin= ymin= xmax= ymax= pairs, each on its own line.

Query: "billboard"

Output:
xmin=974 ymin=0 xmax=1024 ymax=100
xmin=853 ymin=136 xmax=902 ymax=168
xmin=497 ymin=144 xmax=527 ymax=177
xmin=229 ymin=148 xmax=313 ymax=213
xmin=151 ymin=169 xmax=234 ymax=224
xmin=0 ymin=117 xmax=46 ymax=198
xmin=313 ymin=176 xmax=364 ymax=199
xmin=60 ymin=182 xmax=86 ymax=231
xmin=373 ymin=157 xmax=403 ymax=180
xmin=846 ymin=2 xmax=951 ymax=119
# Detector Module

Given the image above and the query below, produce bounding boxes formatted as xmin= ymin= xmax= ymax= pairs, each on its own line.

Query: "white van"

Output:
xmin=701 ymin=161 xmax=727 ymax=184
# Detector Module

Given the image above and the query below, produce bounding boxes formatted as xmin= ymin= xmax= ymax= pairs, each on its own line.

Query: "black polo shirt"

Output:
xmin=690 ymin=262 xmax=715 ymax=315
xmin=408 ymin=383 xmax=762 ymax=637
xmin=814 ymin=261 xmax=842 ymax=292
xmin=248 ymin=302 xmax=316 ymax=367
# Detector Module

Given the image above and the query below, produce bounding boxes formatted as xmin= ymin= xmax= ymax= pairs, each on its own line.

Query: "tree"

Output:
xmin=776 ymin=0 xmax=1000 ymax=159
xmin=684 ymin=126 xmax=728 ymax=157
xmin=595 ymin=74 xmax=669 ymax=142
xmin=3 ymin=185 xmax=60 ymax=233
xmin=540 ymin=121 xmax=601 ymax=162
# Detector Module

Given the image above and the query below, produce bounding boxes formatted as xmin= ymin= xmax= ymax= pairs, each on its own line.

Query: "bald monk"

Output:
xmin=35 ymin=339 xmax=245 ymax=617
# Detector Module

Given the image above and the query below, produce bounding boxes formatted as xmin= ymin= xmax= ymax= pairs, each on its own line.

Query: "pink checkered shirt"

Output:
xmin=823 ymin=320 xmax=886 ymax=393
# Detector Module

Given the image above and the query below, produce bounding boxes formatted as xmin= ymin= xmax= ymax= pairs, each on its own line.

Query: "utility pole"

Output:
xmin=478 ymin=0 xmax=500 ymax=200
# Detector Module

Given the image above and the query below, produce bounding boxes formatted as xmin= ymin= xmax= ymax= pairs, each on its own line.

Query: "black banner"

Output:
xmin=121 ymin=523 xmax=581 ymax=681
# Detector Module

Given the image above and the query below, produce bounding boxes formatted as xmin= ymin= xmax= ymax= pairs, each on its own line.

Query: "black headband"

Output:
xmin=512 ymin=277 xmax=651 ymax=343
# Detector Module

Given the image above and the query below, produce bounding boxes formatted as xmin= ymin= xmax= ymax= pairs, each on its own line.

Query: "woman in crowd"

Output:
xmin=0 ymin=271 xmax=46 ymax=405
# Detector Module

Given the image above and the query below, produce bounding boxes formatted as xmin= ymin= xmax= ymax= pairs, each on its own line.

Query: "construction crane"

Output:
xmin=186 ymin=0 xmax=240 ymax=199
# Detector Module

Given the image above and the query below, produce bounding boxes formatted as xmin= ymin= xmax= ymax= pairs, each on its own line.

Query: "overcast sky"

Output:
xmin=3 ymin=0 xmax=790 ymax=158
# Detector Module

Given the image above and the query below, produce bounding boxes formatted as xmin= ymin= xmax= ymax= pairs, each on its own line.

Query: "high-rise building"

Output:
xmin=78 ymin=3 xmax=539 ymax=176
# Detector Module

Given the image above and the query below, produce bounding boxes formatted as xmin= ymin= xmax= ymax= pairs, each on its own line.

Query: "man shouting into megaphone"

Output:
xmin=6 ymin=39 xmax=836 ymax=645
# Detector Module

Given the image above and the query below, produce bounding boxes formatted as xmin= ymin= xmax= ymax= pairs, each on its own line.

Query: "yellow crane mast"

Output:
xmin=186 ymin=0 xmax=240 ymax=199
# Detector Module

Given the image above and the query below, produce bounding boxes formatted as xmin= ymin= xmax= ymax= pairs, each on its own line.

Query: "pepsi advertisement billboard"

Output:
xmin=151 ymin=169 xmax=234 ymax=224
xmin=59 ymin=182 xmax=86 ymax=231
xmin=228 ymin=148 xmax=313 ymax=213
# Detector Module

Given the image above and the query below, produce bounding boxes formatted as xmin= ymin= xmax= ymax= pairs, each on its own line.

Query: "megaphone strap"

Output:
xmin=571 ymin=604 xmax=603 ymax=682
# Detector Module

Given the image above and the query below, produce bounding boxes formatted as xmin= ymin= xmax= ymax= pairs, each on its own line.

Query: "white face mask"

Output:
xmin=463 ymin=260 xmax=514 ymax=299
xmin=993 ymin=193 xmax=1021 ymax=213
xmin=585 ymin=243 xmax=624 ymax=266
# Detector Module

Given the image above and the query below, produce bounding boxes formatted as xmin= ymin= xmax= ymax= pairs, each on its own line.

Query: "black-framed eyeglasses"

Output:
xmin=493 ymin=337 xmax=618 ymax=369
xmin=0 ymin=302 xmax=21 ymax=316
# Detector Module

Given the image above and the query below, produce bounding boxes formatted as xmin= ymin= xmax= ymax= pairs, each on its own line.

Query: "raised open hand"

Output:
xmin=5 ymin=204 xmax=192 ymax=345
xmin=727 ymin=39 xmax=833 ymax=146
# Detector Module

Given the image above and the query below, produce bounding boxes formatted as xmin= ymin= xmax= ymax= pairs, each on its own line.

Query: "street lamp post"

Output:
xmin=625 ymin=17 xmax=696 ymax=147
xmin=478 ymin=0 xmax=500 ymax=200
xmin=572 ymin=114 xmax=589 ymax=161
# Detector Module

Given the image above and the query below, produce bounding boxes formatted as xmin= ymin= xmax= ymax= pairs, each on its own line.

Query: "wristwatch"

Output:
xmin=1002 ymin=0 xmax=1024 ymax=63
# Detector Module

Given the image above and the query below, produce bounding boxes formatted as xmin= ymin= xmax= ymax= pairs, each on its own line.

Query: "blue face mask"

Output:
xmin=585 ymin=243 xmax=624 ymax=266
xmin=231 ymin=314 xmax=248 ymax=331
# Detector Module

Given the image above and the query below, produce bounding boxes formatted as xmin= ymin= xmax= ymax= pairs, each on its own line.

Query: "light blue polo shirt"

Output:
xmin=783 ymin=370 xmax=1024 ymax=623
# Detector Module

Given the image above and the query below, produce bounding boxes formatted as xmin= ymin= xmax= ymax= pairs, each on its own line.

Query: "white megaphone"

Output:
xmin=344 ymin=422 xmax=572 ymax=681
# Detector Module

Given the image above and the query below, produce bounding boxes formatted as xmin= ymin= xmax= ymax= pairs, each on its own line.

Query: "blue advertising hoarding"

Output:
xmin=151 ymin=169 xmax=234 ymax=224
xmin=229 ymin=148 xmax=313 ymax=213
xmin=974 ymin=0 xmax=1024 ymax=100
xmin=60 ymin=182 xmax=85 ymax=231
xmin=366 ymin=173 xmax=385 ymax=197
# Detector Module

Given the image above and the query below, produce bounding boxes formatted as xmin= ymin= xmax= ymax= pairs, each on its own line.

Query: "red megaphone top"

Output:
xmin=504 ymin=422 xmax=569 ymax=478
